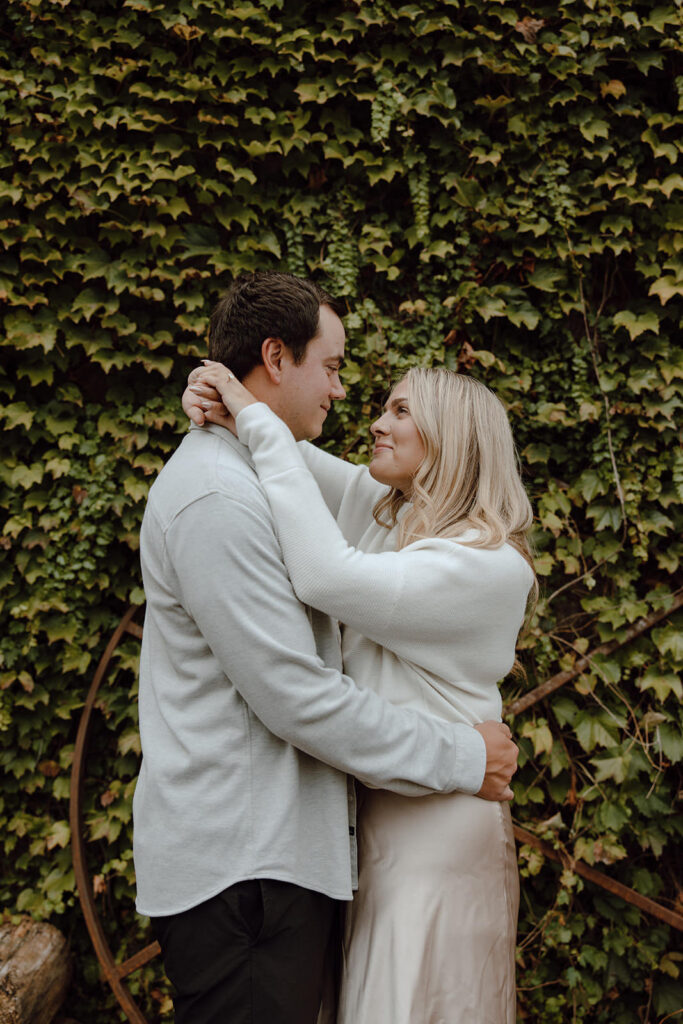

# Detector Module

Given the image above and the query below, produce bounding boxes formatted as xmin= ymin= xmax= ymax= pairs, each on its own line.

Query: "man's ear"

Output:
xmin=261 ymin=337 xmax=287 ymax=383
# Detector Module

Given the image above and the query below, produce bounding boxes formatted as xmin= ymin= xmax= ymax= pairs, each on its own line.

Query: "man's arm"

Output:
xmin=166 ymin=490 xmax=515 ymax=799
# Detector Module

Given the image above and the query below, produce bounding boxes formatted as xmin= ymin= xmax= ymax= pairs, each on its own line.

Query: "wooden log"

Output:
xmin=0 ymin=918 xmax=71 ymax=1024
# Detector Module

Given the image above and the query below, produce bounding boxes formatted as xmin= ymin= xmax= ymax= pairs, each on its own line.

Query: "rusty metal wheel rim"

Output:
xmin=69 ymin=605 xmax=160 ymax=1024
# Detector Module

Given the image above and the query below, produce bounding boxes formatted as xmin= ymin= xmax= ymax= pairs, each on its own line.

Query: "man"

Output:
xmin=133 ymin=272 xmax=518 ymax=1024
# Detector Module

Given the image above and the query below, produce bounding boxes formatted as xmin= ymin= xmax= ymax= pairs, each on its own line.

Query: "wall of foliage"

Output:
xmin=1 ymin=0 xmax=681 ymax=1020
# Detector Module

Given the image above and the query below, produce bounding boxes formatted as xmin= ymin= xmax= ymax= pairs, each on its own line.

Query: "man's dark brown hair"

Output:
xmin=208 ymin=272 xmax=344 ymax=380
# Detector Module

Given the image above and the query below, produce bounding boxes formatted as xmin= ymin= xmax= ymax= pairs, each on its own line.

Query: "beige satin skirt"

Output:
xmin=335 ymin=787 xmax=519 ymax=1024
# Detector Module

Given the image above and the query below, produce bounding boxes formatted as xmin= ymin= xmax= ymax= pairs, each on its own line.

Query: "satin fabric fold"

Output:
xmin=331 ymin=787 xmax=519 ymax=1024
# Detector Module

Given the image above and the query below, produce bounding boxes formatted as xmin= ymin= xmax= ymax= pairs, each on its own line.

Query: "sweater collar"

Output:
xmin=189 ymin=421 xmax=255 ymax=468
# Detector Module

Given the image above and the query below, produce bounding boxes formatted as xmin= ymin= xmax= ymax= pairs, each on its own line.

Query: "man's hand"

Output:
xmin=474 ymin=721 xmax=518 ymax=802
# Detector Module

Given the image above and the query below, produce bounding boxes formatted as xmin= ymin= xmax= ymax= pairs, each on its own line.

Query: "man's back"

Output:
xmin=133 ymin=423 xmax=354 ymax=916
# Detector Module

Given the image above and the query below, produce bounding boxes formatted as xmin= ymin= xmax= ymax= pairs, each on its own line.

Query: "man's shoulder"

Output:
xmin=146 ymin=427 xmax=271 ymax=530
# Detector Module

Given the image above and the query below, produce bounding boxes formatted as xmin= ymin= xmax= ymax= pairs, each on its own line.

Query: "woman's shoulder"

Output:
xmin=404 ymin=531 xmax=534 ymax=585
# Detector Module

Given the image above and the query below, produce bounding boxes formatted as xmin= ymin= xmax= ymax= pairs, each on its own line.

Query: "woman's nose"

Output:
xmin=371 ymin=414 xmax=388 ymax=436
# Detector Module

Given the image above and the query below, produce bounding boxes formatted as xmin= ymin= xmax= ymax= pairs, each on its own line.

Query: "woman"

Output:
xmin=183 ymin=364 xmax=535 ymax=1024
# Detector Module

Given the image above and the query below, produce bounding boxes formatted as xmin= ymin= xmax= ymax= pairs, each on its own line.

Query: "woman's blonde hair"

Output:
xmin=373 ymin=368 xmax=536 ymax=582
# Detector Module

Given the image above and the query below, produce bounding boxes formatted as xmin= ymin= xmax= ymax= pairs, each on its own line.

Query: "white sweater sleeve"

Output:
xmin=297 ymin=441 xmax=387 ymax=524
xmin=237 ymin=404 xmax=530 ymax=664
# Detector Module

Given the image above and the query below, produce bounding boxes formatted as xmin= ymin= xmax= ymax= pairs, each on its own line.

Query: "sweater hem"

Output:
xmin=136 ymin=869 xmax=354 ymax=918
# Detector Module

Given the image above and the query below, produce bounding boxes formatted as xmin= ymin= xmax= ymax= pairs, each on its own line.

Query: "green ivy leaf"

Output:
xmin=526 ymin=266 xmax=566 ymax=292
xmin=2 ymin=403 xmax=35 ymax=430
xmin=613 ymin=309 xmax=660 ymax=340
xmin=649 ymin=276 xmax=683 ymax=305
xmin=575 ymin=715 xmax=617 ymax=752
xmin=637 ymin=669 xmax=682 ymax=701
xmin=45 ymin=820 xmax=71 ymax=851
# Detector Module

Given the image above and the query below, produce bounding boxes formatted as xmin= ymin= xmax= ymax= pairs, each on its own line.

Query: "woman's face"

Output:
xmin=369 ymin=382 xmax=426 ymax=493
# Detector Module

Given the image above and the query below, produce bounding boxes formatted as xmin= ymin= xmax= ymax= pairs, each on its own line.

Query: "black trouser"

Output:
xmin=151 ymin=879 xmax=340 ymax=1024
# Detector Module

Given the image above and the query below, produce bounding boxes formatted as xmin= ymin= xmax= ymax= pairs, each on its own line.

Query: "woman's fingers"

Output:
xmin=186 ymin=363 xmax=256 ymax=420
xmin=188 ymin=383 xmax=220 ymax=399
xmin=190 ymin=368 xmax=233 ymax=390
xmin=182 ymin=384 xmax=206 ymax=424
xmin=188 ymin=359 xmax=226 ymax=386
xmin=190 ymin=367 xmax=248 ymax=411
xmin=201 ymin=401 xmax=234 ymax=430
xmin=181 ymin=383 xmax=233 ymax=429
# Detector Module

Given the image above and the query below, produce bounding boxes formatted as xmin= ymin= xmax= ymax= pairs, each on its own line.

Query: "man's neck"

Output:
xmin=241 ymin=367 xmax=293 ymax=435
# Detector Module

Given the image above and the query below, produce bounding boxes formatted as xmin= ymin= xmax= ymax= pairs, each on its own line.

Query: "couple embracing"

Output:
xmin=132 ymin=272 xmax=535 ymax=1023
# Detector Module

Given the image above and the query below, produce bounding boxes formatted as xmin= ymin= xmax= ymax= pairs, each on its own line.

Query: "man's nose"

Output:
xmin=330 ymin=378 xmax=346 ymax=400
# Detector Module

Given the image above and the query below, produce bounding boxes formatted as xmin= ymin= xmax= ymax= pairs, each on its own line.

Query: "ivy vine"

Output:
xmin=1 ymin=0 xmax=681 ymax=1020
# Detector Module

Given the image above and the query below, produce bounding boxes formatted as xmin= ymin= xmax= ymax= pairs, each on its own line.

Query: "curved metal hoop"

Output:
xmin=69 ymin=605 xmax=160 ymax=1024
xmin=71 ymin=602 xmax=683 ymax=1021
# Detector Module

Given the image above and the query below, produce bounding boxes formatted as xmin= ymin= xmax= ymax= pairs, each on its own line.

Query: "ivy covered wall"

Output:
xmin=1 ymin=0 xmax=681 ymax=1020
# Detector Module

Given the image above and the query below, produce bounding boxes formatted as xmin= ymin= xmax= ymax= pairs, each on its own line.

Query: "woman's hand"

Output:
xmin=182 ymin=360 xmax=258 ymax=432
xmin=181 ymin=368 xmax=230 ymax=428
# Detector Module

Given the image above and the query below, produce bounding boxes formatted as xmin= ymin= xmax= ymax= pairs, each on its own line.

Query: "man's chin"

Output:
xmin=295 ymin=422 xmax=323 ymax=442
xmin=307 ymin=412 xmax=328 ymax=439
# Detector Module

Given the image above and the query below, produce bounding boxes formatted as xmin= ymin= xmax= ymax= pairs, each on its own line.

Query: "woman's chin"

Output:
xmin=369 ymin=461 xmax=393 ymax=487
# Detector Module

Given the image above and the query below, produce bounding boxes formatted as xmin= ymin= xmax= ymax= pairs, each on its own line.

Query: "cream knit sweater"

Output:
xmin=236 ymin=404 xmax=533 ymax=728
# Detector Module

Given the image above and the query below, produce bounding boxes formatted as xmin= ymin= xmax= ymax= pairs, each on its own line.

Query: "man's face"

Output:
xmin=278 ymin=304 xmax=346 ymax=440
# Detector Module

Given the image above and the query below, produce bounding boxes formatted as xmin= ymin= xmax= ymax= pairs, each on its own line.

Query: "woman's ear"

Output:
xmin=261 ymin=337 xmax=286 ymax=383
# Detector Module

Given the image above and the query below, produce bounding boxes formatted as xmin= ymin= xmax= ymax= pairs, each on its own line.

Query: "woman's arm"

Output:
xmin=181 ymin=365 xmax=384 ymax=522
xmin=236 ymin=403 xmax=531 ymax=660
xmin=298 ymin=441 xmax=387 ymax=522
xmin=187 ymin=364 xmax=531 ymax=662
xmin=236 ymin=403 xmax=411 ymax=644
